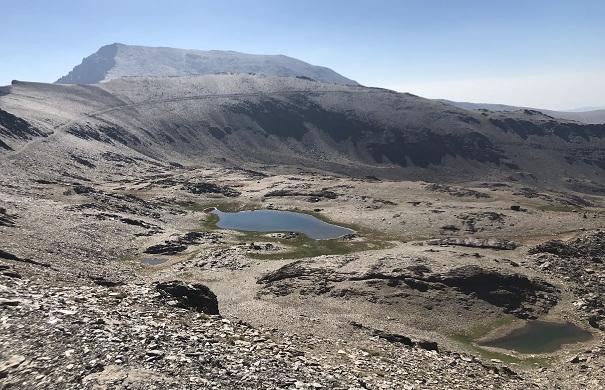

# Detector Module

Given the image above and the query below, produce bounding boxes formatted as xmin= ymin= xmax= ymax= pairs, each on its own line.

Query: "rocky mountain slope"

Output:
xmin=2 ymin=275 xmax=536 ymax=389
xmin=55 ymin=43 xmax=358 ymax=85
xmin=1 ymin=74 xmax=604 ymax=192
xmin=1 ymin=76 xmax=605 ymax=389
xmin=1 ymin=161 xmax=604 ymax=389
xmin=440 ymin=99 xmax=605 ymax=125
xmin=2 ymin=45 xmax=605 ymax=389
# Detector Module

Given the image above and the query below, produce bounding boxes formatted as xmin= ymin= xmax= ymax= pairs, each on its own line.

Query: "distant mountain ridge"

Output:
xmin=565 ymin=106 xmax=605 ymax=112
xmin=439 ymin=99 xmax=605 ymax=124
xmin=2 ymin=74 xmax=605 ymax=193
xmin=55 ymin=43 xmax=358 ymax=86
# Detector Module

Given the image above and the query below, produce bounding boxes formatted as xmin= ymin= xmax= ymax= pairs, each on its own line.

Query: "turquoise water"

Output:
xmin=479 ymin=321 xmax=592 ymax=353
xmin=210 ymin=209 xmax=354 ymax=240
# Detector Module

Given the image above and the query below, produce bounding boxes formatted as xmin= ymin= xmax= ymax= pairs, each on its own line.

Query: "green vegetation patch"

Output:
xmin=248 ymin=232 xmax=393 ymax=260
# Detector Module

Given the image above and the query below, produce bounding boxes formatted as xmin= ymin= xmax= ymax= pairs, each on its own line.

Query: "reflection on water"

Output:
xmin=211 ymin=209 xmax=354 ymax=240
xmin=479 ymin=321 xmax=592 ymax=354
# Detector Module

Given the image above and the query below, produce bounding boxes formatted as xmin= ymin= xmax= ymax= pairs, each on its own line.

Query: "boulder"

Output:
xmin=529 ymin=231 xmax=605 ymax=259
xmin=265 ymin=189 xmax=338 ymax=200
xmin=183 ymin=182 xmax=240 ymax=197
xmin=155 ymin=281 xmax=219 ymax=315
xmin=427 ymin=238 xmax=518 ymax=250
xmin=371 ymin=329 xmax=439 ymax=352
xmin=0 ymin=207 xmax=16 ymax=227
xmin=144 ymin=242 xmax=187 ymax=255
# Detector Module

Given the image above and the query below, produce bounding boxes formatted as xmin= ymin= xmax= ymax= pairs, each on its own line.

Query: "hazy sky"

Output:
xmin=2 ymin=0 xmax=604 ymax=110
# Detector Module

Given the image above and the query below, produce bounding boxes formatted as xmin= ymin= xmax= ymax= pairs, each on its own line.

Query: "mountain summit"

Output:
xmin=55 ymin=43 xmax=358 ymax=85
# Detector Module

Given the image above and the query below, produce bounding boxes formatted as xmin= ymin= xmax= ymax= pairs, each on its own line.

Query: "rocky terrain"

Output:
xmin=1 ymin=162 xmax=604 ymax=389
xmin=0 ymin=275 xmax=537 ymax=389
xmin=2 ymin=74 xmax=605 ymax=189
xmin=1 ymin=47 xmax=605 ymax=388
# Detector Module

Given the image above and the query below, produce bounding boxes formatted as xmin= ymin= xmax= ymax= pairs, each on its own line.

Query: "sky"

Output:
xmin=1 ymin=0 xmax=604 ymax=110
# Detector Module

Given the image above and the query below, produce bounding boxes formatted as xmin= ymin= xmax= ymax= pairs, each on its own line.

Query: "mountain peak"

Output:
xmin=55 ymin=44 xmax=358 ymax=85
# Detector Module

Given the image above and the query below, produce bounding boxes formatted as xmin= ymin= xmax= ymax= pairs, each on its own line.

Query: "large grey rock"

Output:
xmin=155 ymin=281 xmax=219 ymax=315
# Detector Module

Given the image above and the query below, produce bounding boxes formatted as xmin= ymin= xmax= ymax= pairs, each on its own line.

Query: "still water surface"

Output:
xmin=479 ymin=321 xmax=592 ymax=354
xmin=210 ymin=209 xmax=354 ymax=240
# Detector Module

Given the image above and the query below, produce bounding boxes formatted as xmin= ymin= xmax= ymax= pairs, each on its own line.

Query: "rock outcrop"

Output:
xmin=427 ymin=238 xmax=518 ymax=250
xmin=435 ymin=265 xmax=558 ymax=318
xmin=155 ymin=281 xmax=219 ymax=315
xmin=259 ymin=259 xmax=558 ymax=319
xmin=529 ymin=230 xmax=605 ymax=329
xmin=183 ymin=182 xmax=241 ymax=197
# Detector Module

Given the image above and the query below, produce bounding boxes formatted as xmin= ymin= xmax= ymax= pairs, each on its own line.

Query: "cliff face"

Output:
xmin=55 ymin=44 xmax=118 ymax=84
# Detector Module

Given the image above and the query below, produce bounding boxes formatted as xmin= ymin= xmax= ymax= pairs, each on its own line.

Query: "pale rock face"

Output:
xmin=56 ymin=43 xmax=358 ymax=86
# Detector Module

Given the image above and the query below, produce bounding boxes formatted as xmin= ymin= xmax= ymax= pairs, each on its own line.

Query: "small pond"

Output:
xmin=210 ymin=209 xmax=354 ymax=240
xmin=141 ymin=257 xmax=169 ymax=266
xmin=478 ymin=321 xmax=592 ymax=354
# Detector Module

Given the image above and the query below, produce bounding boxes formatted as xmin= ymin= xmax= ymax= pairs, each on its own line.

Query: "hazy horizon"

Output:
xmin=2 ymin=0 xmax=603 ymax=111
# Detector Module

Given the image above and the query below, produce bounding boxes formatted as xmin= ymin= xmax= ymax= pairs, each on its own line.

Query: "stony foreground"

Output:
xmin=2 ymin=274 xmax=535 ymax=390
xmin=1 ymin=164 xmax=604 ymax=389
